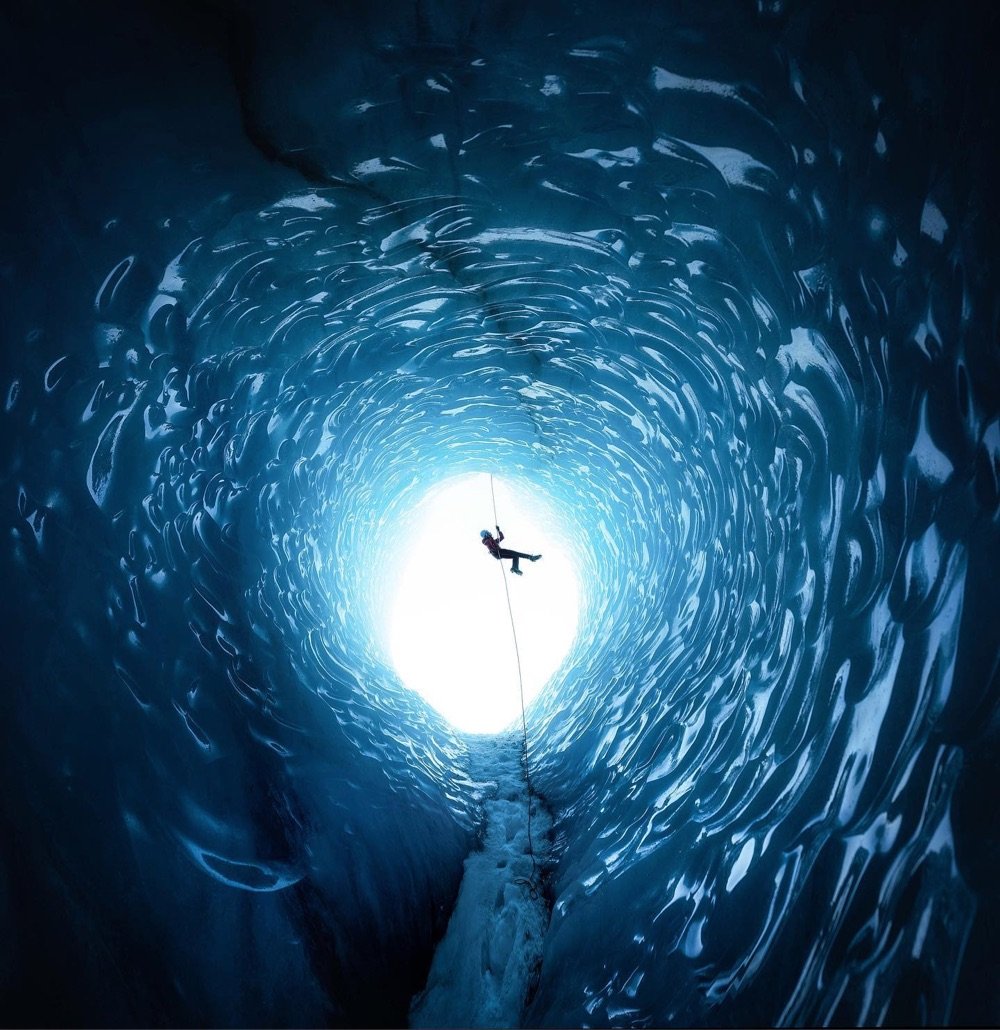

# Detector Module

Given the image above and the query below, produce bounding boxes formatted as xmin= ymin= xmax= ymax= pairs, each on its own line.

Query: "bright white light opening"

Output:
xmin=384 ymin=473 xmax=580 ymax=735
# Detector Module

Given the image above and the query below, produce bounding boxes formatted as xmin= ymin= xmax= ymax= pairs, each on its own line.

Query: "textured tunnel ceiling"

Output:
xmin=1 ymin=1 xmax=998 ymax=1027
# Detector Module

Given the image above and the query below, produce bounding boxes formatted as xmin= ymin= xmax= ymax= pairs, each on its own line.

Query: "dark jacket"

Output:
xmin=482 ymin=530 xmax=504 ymax=557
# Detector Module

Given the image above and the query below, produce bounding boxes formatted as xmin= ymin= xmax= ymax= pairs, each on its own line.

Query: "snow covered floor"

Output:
xmin=410 ymin=730 xmax=553 ymax=1029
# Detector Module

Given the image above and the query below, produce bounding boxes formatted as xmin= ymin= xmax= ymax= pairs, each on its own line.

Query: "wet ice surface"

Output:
xmin=2 ymin=0 xmax=999 ymax=1027
xmin=411 ymin=731 xmax=552 ymax=1029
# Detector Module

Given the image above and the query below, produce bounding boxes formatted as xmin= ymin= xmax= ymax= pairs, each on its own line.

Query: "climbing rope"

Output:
xmin=489 ymin=473 xmax=539 ymax=898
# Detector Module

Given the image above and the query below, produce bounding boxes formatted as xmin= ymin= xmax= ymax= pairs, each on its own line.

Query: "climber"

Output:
xmin=480 ymin=526 xmax=541 ymax=576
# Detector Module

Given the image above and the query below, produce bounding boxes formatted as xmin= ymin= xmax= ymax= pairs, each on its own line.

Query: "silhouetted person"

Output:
xmin=480 ymin=526 xmax=541 ymax=575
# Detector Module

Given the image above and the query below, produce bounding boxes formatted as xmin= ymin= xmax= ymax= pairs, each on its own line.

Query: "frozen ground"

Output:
xmin=410 ymin=731 xmax=553 ymax=1029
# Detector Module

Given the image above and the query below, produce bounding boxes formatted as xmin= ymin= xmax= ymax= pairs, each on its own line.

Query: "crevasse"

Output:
xmin=1 ymin=1 xmax=997 ymax=1027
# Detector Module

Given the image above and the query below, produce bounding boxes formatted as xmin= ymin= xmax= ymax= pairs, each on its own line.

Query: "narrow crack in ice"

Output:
xmin=410 ymin=731 xmax=553 ymax=1029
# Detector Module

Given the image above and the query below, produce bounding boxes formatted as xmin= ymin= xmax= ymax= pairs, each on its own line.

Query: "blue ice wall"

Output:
xmin=1 ymin=0 xmax=998 ymax=1026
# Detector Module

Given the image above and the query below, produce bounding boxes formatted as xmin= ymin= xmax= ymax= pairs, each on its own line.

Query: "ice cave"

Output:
xmin=1 ymin=0 xmax=998 ymax=1026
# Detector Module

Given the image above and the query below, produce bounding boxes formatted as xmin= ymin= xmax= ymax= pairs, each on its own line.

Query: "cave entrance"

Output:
xmin=384 ymin=473 xmax=580 ymax=734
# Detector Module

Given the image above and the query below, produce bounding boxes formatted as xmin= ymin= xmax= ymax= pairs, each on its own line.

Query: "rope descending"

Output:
xmin=489 ymin=473 xmax=539 ymax=898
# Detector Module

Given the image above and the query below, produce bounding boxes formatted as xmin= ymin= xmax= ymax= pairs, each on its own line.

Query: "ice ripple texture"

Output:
xmin=2 ymin=2 xmax=998 ymax=1027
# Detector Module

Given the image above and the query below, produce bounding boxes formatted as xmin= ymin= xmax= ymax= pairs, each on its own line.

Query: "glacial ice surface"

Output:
xmin=410 ymin=732 xmax=552 ymax=1029
xmin=1 ymin=1 xmax=998 ymax=1027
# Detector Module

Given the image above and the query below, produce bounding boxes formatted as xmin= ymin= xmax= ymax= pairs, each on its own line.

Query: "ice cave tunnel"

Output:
xmin=1 ymin=1 xmax=998 ymax=1027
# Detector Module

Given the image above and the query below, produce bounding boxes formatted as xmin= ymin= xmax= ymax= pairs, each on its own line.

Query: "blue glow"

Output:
xmin=1 ymin=2 xmax=996 ymax=1027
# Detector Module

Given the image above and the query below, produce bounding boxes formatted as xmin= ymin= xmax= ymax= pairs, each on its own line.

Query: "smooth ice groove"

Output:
xmin=1 ymin=1 xmax=998 ymax=1028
